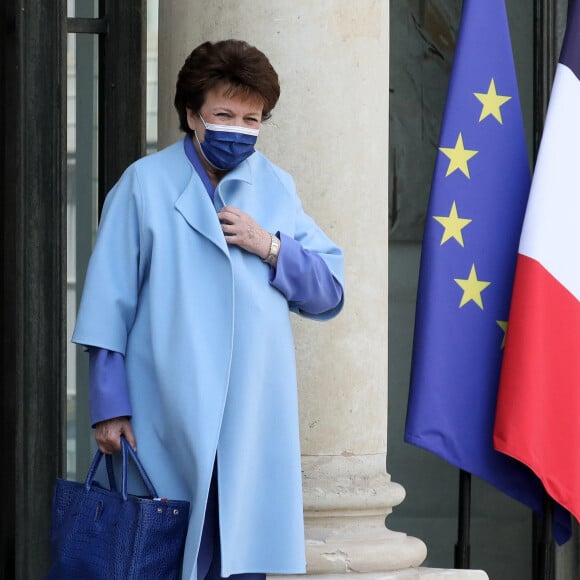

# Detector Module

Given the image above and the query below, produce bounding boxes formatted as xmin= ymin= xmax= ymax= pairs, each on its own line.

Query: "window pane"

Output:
xmin=68 ymin=0 xmax=98 ymax=18
xmin=66 ymin=28 xmax=99 ymax=481
xmin=67 ymin=0 xmax=158 ymax=480
xmin=147 ymin=0 xmax=159 ymax=153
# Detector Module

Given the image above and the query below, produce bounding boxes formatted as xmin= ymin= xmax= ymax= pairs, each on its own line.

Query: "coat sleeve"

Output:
xmin=72 ymin=164 xmax=146 ymax=354
xmin=269 ymin=233 xmax=343 ymax=316
xmin=275 ymin=172 xmax=345 ymax=321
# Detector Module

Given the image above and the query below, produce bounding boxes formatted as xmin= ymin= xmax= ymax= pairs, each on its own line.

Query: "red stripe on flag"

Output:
xmin=494 ymin=254 xmax=580 ymax=520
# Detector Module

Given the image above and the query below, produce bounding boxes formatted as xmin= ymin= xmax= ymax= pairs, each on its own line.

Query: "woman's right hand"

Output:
xmin=94 ymin=416 xmax=137 ymax=454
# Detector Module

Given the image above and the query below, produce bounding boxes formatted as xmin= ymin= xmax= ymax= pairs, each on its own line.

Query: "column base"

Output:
xmin=305 ymin=515 xmax=426 ymax=572
xmin=301 ymin=454 xmax=427 ymax=573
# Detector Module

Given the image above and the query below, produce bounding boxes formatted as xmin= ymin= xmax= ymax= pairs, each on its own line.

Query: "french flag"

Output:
xmin=494 ymin=0 xmax=580 ymax=523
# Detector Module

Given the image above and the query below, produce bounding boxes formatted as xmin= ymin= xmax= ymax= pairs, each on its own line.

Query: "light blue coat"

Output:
xmin=72 ymin=141 xmax=344 ymax=579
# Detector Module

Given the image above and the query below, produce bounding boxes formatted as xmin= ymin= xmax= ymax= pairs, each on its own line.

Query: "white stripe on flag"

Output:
xmin=518 ymin=63 xmax=580 ymax=301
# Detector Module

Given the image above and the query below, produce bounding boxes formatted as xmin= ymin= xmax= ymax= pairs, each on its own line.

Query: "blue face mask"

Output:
xmin=195 ymin=115 xmax=260 ymax=171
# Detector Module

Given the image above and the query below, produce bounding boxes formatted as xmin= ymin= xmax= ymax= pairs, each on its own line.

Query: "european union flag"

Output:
xmin=404 ymin=0 xmax=570 ymax=542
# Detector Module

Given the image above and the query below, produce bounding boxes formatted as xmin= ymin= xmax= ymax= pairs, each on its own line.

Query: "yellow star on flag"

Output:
xmin=496 ymin=320 xmax=508 ymax=349
xmin=433 ymin=201 xmax=472 ymax=247
xmin=474 ymin=78 xmax=512 ymax=124
xmin=454 ymin=264 xmax=491 ymax=309
xmin=439 ymin=133 xmax=478 ymax=178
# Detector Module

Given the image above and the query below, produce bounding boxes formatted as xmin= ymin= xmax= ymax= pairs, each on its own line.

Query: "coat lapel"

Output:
xmin=174 ymin=172 xmax=229 ymax=254
xmin=214 ymin=156 xmax=254 ymax=209
xmin=174 ymin=151 xmax=255 ymax=253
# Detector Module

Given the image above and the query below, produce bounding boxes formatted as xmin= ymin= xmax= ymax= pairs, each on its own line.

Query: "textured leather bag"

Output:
xmin=46 ymin=436 xmax=190 ymax=579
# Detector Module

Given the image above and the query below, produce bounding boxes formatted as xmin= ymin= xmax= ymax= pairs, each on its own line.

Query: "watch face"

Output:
xmin=263 ymin=234 xmax=279 ymax=265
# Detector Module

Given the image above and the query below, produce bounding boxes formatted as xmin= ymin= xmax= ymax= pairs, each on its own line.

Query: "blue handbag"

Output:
xmin=46 ymin=436 xmax=190 ymax=579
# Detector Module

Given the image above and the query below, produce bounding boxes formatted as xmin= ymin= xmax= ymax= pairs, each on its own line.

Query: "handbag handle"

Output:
xmin=105 ymin=454 xmax=118 ymax=492
xmin=119 ymin=435 xmax=159 ymax=500
xmin=84 ymin=435 xmax=159 ymax=501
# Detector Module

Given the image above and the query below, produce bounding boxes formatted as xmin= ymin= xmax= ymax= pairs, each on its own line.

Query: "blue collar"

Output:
xmin=183 ymin=136 xmax=215 ymax=201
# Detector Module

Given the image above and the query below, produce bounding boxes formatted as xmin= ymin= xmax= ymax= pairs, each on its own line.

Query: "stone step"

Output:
xmin=270 ymin=570 xmax=488 ymax=580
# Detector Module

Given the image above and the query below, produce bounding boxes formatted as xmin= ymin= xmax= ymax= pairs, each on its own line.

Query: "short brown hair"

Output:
xmin=174 ymin=40 xmax=280 ymax=135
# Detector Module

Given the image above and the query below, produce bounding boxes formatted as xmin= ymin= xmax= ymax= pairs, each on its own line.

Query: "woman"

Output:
xmin=73 ymin=39 xmax=344 ymax=580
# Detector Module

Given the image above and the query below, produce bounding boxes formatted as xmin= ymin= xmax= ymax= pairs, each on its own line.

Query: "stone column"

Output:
xmin=158 ymin=2 xmax=487 ymax=578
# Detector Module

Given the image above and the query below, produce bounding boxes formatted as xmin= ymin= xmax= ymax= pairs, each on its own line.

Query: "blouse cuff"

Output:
xmin=88 ymin=347 xmax=133 ymax=427
xmin=270 ymin=232 xmax=343 ymax=315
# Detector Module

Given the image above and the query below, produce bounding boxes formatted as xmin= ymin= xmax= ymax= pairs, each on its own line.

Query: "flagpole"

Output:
xmin=454 ymin=469 xmax=471 ymax=568
xmin=533 ymin=493 xmax=554 ymax=580
xmin=530 ymin=1 xmax=560 ymax=578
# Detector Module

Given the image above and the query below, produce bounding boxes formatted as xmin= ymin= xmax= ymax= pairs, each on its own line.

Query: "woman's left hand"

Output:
xmin=218 ymin=205 xmax=271 ymax=259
